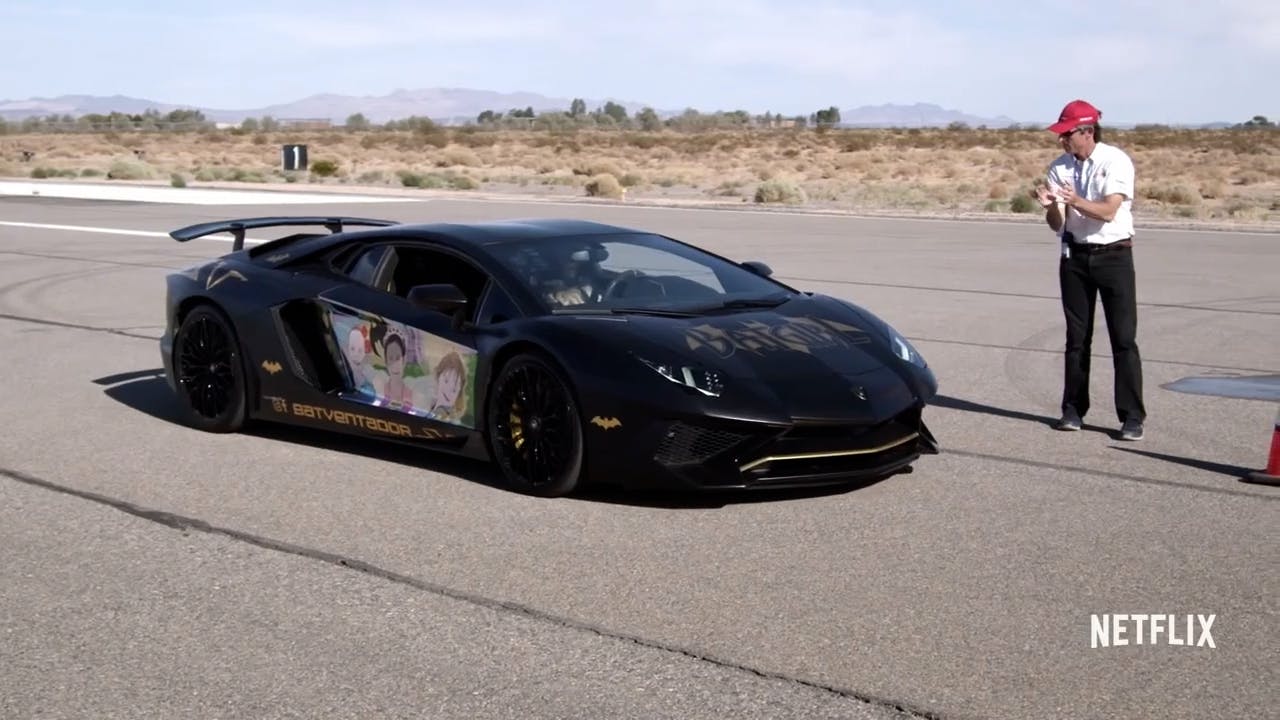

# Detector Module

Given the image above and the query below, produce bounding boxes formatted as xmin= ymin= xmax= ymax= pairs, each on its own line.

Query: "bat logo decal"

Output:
xmin=261 ymin=360 xmax=283 ymax=374
xmin=590 ymin=416 xmax=622 ymax=430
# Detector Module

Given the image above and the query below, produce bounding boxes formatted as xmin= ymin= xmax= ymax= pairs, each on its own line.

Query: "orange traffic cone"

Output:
xmin=1243 ymin=406 xmax=1280 ymax=486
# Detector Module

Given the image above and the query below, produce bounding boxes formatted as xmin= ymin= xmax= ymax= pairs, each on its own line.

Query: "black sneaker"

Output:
xmin=1119 ymin=418 xmax=1144 ymax=441
xmin=1056 ymin=407 xmax=1082 ymax=431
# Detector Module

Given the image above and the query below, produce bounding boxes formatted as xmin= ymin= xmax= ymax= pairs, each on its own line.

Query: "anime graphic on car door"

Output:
xmin=323 ymin=303 xmax=478 ymax=428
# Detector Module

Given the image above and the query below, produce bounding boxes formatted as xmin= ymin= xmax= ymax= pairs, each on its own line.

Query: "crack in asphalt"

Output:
xmin=3 ymin=309 xmax=1275 ymax=503
xmin=1 ymin=309 xmax=1272 ymax=377
xmin=0 ymin=466 xmax=943 ymax=720
xmin=783 ymin=276 xmax=1280 ymax=317
xmin=0 ymin=249 xmax=191 ymax=271
xmin=910 ymin=336 xmax=1278 ymax=375
xmin=944 ymin=449 xmax=1278 ymax=501
xmin=0 ymin=312 xmax=160 ymax=341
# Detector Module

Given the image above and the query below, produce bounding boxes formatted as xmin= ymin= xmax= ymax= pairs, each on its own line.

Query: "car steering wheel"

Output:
xmin=601 ymin=269 xmax=644 ymax=300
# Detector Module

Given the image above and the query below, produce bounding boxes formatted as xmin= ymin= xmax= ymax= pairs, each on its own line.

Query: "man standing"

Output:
xmin=1033 ymin=99 xmax=1146 ymax=440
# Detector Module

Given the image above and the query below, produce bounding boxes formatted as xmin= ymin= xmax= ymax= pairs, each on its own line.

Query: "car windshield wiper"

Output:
xmin=686 ymin=294 xmax=794 ymax=313
xmin=551 ymin=295 xmax=792 ymax=318
xmin=551 ymin=306 xmax=701 ymax=317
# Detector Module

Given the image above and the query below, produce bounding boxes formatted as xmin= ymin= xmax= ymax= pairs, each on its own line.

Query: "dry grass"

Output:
xmin=3 ymin=126 xmax=1277 ymax=223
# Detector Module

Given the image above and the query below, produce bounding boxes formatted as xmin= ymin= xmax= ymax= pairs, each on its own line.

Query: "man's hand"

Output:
xmin=1033 ymin=181 xmax=1066 ymax=231
xmin=1031 ymin=182 xmax=1058 ymax=207
xmin=1056 ymin=183 xmax=1080 ymax=207
xmin=548 ymin=287 xmax=587 ymax=306
xmin=1061 ymin=185 xmax=1123 ymax=222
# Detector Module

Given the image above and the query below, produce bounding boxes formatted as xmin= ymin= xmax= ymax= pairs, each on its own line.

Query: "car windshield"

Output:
xmin=488 ymin=232 xmax=794 ymax=314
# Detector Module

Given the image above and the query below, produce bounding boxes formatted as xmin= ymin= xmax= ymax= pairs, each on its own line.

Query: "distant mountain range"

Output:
xmin=0 ymin=89 xmax=1231 ymax=128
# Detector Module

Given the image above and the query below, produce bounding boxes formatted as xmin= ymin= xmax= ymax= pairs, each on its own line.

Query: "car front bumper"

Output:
xmin=583 ymin=399 xmax=939 ymax=492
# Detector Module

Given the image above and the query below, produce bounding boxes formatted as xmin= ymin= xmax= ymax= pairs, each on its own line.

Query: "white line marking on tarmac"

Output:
xmin=0 ymin=221 xmax=267 ymax=244
xmin=0 ymin=180 xmax=420 ymax=205
xmin=431 ymin=196 xmax=1278 ymax=235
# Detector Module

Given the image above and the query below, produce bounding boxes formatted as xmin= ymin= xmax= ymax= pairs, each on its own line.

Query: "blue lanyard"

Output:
xmin=1073 ymin=158 xmax=1091 ymax=196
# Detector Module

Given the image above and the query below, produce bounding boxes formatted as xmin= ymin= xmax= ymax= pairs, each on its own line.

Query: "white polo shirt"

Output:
xmin=1047 ymin=141 xmax=1136 ymax=244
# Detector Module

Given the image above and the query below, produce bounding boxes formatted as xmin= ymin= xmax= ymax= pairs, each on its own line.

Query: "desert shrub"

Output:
xmin=170 ymin=173 xmax=187 ymax=188
xmin=1009 ymin=194 xmax=1037 ymax=213
xmin=624 ymin=133 xmax=662 ymax=150
xmin=455 ymin=132 xmax=497 ymax=149
xmin=417 ymin=130 xmax=450 ymax=149
xmin=840 ymin=134 xmax=878 ymax=152
xmin=439 ymin=146 xmax=479 ymax=166
xmin=310 ymin=159 xmax=339 ymax=177
xmin=194 ymin=167 xmax=224 ymax=182
xmin=754 ymin=178 xmax=807 ymax=204
xmin=29 ymin=166 xmax=58 ymax=178
xmin=397 ymin=170 xmax=447 ymax=188
xmin=710 ymin=180 xmax=745 ymax=197
xmin=584 ymin=173 xmax=624 ymax=199
xmin=1197 ymin=179 xmax=1226 ymax=199
xmin=573 ymin=160 xmax=622 ymax=177
xmin=106 ymin=159 xmax=154 ymax=180
xmin=449 ymin=174 xmax=480 ymax=190
xmin=1142 ymin=183 xmax=1200 ymax=205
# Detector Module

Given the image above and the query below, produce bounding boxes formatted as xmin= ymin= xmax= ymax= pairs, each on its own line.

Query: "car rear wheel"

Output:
xmin=173 ymin=304 xmax=248 ymax=433
xmin=487 ymin=352 xmax=584 ymax=497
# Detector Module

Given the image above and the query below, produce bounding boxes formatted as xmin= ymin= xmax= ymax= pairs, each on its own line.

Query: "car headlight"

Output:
xmin=636 ymin=356 xmax=725 ymax=397
xmin=889 ymin=329 xmax=927 ymax=368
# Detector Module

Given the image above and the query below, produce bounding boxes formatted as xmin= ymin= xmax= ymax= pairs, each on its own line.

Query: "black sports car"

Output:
xmin=161 ymin=215 xmax=939 ymax=497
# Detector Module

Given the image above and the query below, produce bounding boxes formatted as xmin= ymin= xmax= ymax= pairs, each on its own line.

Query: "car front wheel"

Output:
xmin=487 ymin=352 xmax=585 ymax=497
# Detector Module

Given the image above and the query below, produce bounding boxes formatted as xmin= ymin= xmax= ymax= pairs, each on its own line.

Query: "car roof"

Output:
xmin=238 ymin=217 xmax=660 ymax=266
xmin=388 ymin=217 xmax=647 ymax=246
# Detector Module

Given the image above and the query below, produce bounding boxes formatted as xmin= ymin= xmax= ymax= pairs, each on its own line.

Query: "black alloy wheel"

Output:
xmin=488 ymin=352 xmax=584 ymax=497
xmin=173 ymin=305 xmax=247 ymax=432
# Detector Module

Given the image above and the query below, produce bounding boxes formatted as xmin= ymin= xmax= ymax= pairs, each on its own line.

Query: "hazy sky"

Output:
xmin=4 ymin=0 xmax=1277 ymax=124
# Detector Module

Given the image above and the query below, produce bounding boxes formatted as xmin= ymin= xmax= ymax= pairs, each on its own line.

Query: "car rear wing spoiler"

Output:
xmin=170 ymin=216 xmax=399 ymax=251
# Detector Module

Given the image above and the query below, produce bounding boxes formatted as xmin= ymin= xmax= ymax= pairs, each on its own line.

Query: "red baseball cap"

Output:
xmin=1048 ymin=99 xmax=1101 ymax=134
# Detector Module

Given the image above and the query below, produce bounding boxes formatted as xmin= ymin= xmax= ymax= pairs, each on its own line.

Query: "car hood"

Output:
xmin=621 ymin=295 xmax=892 ymax=375
xmin=588 ymin=294 xmax=930 ymax=421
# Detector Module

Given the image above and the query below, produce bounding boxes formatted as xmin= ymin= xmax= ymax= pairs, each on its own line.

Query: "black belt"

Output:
xmin=1064 ymin=234 xmax=1133 ymax=254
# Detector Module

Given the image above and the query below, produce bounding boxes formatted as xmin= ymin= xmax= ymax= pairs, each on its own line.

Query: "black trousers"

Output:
xmin=1058 ymin=243 xmax=1146 ymax=423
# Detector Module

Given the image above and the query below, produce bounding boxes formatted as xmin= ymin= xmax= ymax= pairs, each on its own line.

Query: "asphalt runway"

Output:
xmin=1 ymin=191 xmax=1277 ymax=720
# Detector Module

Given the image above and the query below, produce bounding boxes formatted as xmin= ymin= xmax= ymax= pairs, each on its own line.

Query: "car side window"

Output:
xmin=345 ymin=246 xmax=390 ymax=287
xmin=372 ymin=244 xmax=496 ymax=322
xmin=475 ymin=282 xmax=521 ymax=324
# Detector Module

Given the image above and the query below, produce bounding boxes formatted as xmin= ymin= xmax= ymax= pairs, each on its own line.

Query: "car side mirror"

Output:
xmin=742 ymin=261 xmax=773 ymax=277
xmin=407 ymin=283 xmax=469 ymax=329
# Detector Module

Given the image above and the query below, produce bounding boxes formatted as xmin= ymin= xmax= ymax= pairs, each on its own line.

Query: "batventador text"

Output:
xmin=1091 ymin=614 xmax=1216 ymax=648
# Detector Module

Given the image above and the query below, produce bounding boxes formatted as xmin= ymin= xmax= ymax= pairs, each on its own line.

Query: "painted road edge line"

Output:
xmin=0 ymin=220 xmax=268 ymax=245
